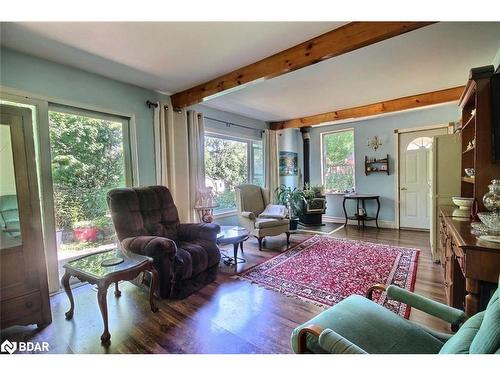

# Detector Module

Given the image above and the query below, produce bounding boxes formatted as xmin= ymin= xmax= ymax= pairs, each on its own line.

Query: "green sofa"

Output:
xmin=291 ymin=278 xmax=499 ymax=354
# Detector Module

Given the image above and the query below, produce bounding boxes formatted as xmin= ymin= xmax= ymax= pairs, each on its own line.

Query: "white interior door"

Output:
xmin=399 ymin=128 xmax=447 ymax=229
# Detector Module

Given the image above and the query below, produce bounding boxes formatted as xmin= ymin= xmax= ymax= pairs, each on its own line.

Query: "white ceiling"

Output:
xmin=0 ymin=22 xmax=343 ymax=94
xmin=1 ymin=22 xmax=499 ymax=123
xmin=203 ymin=22 xmax=500 ymax=121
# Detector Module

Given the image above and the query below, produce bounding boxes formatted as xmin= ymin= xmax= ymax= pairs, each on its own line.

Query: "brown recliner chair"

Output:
xmin=107 ymin=185 xmax=221 ymax=299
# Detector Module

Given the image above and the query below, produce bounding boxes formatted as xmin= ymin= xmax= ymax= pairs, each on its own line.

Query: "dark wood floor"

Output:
xmin=1 ymin=226 xmax=449 ymax=353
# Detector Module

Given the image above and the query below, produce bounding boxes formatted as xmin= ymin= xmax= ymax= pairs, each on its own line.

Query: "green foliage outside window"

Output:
xmin=204 ymin=135 xmax=263 ymax=212
xmin=323 ymin=130 xmax=355 ymax=193
xmin=49 ymin=112 xmax=125 ymax=229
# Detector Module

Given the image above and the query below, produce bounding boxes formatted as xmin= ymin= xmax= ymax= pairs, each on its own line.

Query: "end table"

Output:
xmin=61 ymin=248 xmax=159 ymax=345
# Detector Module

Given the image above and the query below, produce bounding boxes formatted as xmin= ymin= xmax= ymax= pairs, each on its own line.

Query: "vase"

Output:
xmin=483 ymin=179 xmax=500 ymax=212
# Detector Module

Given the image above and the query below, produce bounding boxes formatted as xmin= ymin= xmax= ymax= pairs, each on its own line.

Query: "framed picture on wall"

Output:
xmin=279 ymin=151 xmax=298 ymax=176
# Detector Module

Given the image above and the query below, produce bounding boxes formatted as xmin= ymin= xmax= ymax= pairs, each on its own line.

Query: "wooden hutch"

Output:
xmin=439 ymin=66 xmax=500 ymax=318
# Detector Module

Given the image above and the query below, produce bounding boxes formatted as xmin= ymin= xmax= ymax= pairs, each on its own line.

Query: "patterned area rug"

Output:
xmin=237 ymin=235 xmax=419 ymax=318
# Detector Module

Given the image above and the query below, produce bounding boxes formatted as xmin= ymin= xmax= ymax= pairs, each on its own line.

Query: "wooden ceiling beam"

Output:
xmin=171 ymin=22 xmax=436 ymax=108
xmin=269 ymin=86 xmax=465 ymax=130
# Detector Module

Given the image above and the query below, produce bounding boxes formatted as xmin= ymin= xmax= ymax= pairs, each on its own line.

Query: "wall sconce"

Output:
xmin=367 ymin=136 xmax=382 ymax=151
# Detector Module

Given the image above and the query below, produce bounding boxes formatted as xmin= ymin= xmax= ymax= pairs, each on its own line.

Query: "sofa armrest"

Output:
xmin=122 ymin=236 xmax=177 ymax=260
xmin=318 ymin=329 xmax=367 ymax=354
xmin=241 ymin=211 xmax=256 ymax=220
xmin=385 ymin=285 xmax=466 ymax=325
xmin=177 ymin=223 xmax=220 ymax=242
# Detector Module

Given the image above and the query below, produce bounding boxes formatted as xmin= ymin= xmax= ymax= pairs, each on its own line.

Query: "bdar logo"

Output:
xmin=1 ymin=339 xmax=17 ymax=354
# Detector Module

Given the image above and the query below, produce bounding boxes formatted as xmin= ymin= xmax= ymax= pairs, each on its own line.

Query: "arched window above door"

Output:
xmin=406 ymin=136 xmax=433 ymax=151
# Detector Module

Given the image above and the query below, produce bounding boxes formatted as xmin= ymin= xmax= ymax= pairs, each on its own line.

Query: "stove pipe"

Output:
xmin=300 ymin=127 xmax=311 ymax=186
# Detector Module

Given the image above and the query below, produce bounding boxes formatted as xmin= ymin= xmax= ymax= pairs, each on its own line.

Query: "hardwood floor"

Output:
xmin=0 ymin=227 xmax=449 ymax=354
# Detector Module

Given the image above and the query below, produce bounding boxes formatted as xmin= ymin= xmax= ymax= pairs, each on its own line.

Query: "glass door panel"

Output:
xmin=48 ymin=109 xmax=131 ymax=278
xmin=0 ymin=124 xmax=22 ymax=250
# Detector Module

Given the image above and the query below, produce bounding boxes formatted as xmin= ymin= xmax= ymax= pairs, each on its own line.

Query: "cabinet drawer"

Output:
xmin=1 ymin=291 xmax=42 ymax=326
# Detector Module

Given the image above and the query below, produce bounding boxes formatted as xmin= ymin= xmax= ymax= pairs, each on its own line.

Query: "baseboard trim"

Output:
xmin=323 ymin=215 xmax=396 ymax=229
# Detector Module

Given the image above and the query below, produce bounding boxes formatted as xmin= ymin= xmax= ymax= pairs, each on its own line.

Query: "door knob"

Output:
xmin=401 ymin=187 xmax=407 ymax=191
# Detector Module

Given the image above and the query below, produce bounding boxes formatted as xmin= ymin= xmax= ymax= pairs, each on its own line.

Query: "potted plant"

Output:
xmin=72 ymin=220 xmax=99 ymax=242
xmin=275 ymin=185 xmax=302 ymax=230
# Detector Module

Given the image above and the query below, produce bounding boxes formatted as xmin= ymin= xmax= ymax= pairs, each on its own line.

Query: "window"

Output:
xmin=406 ymin=136 xmax=433 ymax=150
xmin=48 ymin=107 xmax=133 ymax=272
xmin=204 ymin=133 xmax=263 ymax=213
xmin=321 ymin=129 xmax=355 ymax=193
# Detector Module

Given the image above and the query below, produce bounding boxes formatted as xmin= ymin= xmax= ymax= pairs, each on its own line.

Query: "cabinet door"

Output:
xmin=0 ymin=105 xmax=50 ymax=326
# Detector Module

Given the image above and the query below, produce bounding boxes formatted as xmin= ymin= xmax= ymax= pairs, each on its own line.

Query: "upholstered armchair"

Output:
xmin=291 ymin=277 xmax=500 ymax=354
xmin=235 ymin=184 xmax=290 ymax=250
xmin=107 ymin=186 xmax=221 ymax=299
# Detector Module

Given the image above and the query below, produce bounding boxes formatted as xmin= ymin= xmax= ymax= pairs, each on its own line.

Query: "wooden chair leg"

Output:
xmin=286 ymin=231 xmax=290 ymax=246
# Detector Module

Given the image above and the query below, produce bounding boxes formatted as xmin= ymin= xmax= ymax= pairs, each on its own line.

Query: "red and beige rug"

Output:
xmin=238 ymin=235 xmax=419 ymax=318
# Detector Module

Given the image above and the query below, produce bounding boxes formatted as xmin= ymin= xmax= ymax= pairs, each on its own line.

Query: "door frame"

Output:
xmin=1 ymin=86 xmax=140 ymax=293
xmin=394 ymin=123 xmax=452 ymax=229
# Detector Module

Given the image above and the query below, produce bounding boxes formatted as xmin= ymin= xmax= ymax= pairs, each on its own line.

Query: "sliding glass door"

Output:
xmin=47 ymin=106 xmax=133 ymax=279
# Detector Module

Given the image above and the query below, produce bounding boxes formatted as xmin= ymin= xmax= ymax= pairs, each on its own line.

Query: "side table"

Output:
xmin=61 ymin=248 xmax=159 ymax=345
xmin=217 ymin=226 xmax=249 ymax=266
xmin=342 ymin=194 xmax=381 ymax=229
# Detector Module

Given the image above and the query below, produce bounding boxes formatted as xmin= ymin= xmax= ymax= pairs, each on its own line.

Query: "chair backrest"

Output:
xmin=235 ymin=184 xmax=268 ymax=216
xmin=107 ymin=186 xmax=180 ymax=241
xmin=439 ymin=278 xmax=499 ymax=354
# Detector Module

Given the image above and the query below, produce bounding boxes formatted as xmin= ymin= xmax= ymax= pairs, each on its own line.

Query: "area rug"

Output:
xmin=237 ymin=235 xmax=419 ymax=318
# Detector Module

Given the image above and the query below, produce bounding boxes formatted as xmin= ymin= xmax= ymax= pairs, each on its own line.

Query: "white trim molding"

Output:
xmin=323 ymin=215 xmax=396 ymax=229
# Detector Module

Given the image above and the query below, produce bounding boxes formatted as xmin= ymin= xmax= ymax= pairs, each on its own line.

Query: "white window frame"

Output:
xmin=320 ymin=128 xmax=356 ymax=195
xmin=204 ymin=131 xmax=263 ymax=215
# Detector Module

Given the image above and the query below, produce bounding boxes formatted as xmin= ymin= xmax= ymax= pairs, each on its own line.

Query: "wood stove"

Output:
xmin=299 ymin=127 xmax=327 ymax=227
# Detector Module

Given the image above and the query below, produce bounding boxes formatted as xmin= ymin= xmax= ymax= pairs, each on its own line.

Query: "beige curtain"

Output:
xmin=187 ymin=110 xmax=206 ymax=222
xmin=263 ymin=129 xmax=279 ymax=203
xmin=153 ymin=103 xmax=170 ymax=187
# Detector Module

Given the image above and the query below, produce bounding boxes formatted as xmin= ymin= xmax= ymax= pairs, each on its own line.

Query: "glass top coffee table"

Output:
xmin=61 ymin=248 xmax=159 ymax=345
xmin=217 ymin=226 xmax=249 ymax=266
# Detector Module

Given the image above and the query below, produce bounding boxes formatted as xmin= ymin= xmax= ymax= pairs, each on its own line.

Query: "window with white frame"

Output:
xmin=204 ymin=133 xmax=263 ymax=213
xmin=321 ymin=129 xmax=355 ymax=193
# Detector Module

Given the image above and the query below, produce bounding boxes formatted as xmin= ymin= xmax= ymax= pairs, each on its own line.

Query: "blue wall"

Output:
xmin=296 ymin=104 xmax=460 ymax=223
xmin=0 ymin=48 xmax=169 ymax=186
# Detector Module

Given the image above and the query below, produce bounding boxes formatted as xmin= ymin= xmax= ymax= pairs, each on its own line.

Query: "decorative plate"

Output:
xmin=101 ymin=257 xmax=124 ymax=267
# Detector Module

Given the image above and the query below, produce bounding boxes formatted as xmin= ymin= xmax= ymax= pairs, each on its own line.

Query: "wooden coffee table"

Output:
xmin=217 ymin=226 xmax=249 ymax=266
xmin=61 ymin=248 xmax=159 ymax=345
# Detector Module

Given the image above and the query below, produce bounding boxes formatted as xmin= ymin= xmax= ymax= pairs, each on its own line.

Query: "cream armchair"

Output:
xmin=235 ymin=184 xmax=290 ymax=251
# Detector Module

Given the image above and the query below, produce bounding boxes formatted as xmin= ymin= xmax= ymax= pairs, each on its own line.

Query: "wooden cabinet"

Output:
xmin=457 ymin=66 xmax=500 ymax=213
xmin=439 ymin=206 xmax=500 ymax=316
xmin=0 ymin=105 xmax=51 ymax=329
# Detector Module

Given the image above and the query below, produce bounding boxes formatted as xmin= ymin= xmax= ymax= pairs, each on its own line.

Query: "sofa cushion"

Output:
xmin=438 ymin=312 xmax=484 ymax=354
xmin=470 ymin=288 xmax=500 ymax=354
xmin=291 ymin=295 xmax=444 ymax=354
xmin=255 ymin=217 xmax=289 ymax=229
xmin=175 ymin=239 xmax=221 ymax=280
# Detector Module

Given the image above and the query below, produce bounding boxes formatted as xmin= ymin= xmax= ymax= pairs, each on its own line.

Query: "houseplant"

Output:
xmin=275 ymin=185 xmax=303 ymax=230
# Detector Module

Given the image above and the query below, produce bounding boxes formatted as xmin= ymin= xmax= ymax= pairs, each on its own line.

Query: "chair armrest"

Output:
xmin=385 ymin=285 xmax=466 ymax=325
xmin=318 ymin=329 xmax=367 ymax=354
xmin=240 ymin=211 xmax=256 ymax=220
xmin=296 ymin=324 xmax=324 ymax=354
xmin=177 ymin=223 xmax=220 ymax=242
xmin=122 ymin=236 xmax=176 ymax=260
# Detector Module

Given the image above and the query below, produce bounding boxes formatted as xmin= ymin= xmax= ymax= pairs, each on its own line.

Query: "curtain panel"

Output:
xmin=187 ymin=110 xmax=206 ymax=222
xmin=153 ymin=103 xmax=170 ymax=187
xmin=263 ymin=129 xmax=279 ymax=203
